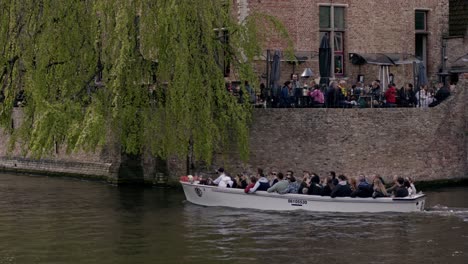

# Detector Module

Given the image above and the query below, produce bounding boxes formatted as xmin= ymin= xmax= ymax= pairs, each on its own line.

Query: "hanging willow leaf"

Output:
xmin=0 ymin=0 xmax=291 ymax=164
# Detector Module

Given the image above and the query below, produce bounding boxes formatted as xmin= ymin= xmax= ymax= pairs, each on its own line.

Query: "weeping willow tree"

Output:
xmin=0 ymin=0 xmax=291 ymax=164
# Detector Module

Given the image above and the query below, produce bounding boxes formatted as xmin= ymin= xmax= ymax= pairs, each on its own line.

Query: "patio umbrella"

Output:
xmin=417 ymin=62 xmax=428 ymax=89
xmin=270 ymin=50 xmax=281 ymax=97
xmin=319 ymin=34 xmax=331 ymax=85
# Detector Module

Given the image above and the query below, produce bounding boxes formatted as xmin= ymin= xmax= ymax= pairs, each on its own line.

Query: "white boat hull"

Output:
xmin=181 ymin=182 xmax=426 ymax=213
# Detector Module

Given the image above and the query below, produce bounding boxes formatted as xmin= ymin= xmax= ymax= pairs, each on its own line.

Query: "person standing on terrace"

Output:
xmin=429 ymin=82 xmax=451 ymax=107
xmin=398 ymin=83 xmax=416 ymax=107
xmin=279 ymin=81 xmax=292 ymax=108
xmin=416 ymin=85 xmax=430 ymax=107
xmin=384 ymin=83 xmax=397 ymax=107
xmin=291 ymin=73 xmax=302 ymax=107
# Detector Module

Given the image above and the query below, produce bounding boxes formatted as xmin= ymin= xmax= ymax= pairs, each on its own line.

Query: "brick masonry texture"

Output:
xmin=449 ymin=0 xmax=468 ymax=36
xmin=0 ymin=0 xmax=465 ymax=184
xmin=1 ymin=80 xmax=467 ymax=183
xmin=214 ymin=78 xmax=468 ymax=183
xmin=247 ymin=0 xmax=449 ymax=85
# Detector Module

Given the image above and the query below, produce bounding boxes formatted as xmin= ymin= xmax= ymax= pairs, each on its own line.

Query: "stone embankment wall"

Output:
xmin=215 ymin=79 xmax=468 ymax=183
xmin=0 ymin=109 xmax=165 ymax=184
xmin=1 ymin=79 xmax=467 ymax=184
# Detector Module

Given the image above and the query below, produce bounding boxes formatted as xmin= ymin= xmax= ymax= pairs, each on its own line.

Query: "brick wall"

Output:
xmin=248 ymin=0 xmax=449 ymax=86
xmin=213 ymin=79 xmax=468 ymax=183
xmin=0 ymin=108 xmax=168 ymax=184
xmin=446 ymin=36 xmax=468 ymax=69
xmin=2 ymin=79 xmax=467 ymax=184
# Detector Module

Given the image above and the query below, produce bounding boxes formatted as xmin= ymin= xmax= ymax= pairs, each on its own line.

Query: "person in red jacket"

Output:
xmin=384 ymin=83 xmax=397 ymax=107
xmin=244 ymin=176 xmax=258 ymax=193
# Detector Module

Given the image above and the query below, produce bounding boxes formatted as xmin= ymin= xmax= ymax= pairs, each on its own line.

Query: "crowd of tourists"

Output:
xmin=201 ymin=168 xmax=417 ymax=198
xmin=234 ymin=73 xmax=453 ymax=108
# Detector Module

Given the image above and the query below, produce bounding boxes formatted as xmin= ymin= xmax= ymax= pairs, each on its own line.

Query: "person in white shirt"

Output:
xmin=405 ymin=177 xmax=417 ymax=196
xmin=213 ymin=167 xmax=233 ymax=188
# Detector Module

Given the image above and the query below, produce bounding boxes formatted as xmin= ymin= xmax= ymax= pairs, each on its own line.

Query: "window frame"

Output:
xmin=319 ymin=4 xmax=346 ymax=77
xmin=415 ymin=10 xmax=427 ymax=32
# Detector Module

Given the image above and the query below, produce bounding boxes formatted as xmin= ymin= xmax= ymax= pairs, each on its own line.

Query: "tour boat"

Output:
xmin=180 ymin=181 xmax=426 ymax=213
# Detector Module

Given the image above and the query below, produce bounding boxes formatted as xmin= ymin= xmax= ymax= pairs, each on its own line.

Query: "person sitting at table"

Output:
xmin=398 ymin=83 xmax=416 ymax=107
xmin=355 ymin=82 xmax=365 ymax=96
xmin=309 ymin=84 xmax=324 ymax=107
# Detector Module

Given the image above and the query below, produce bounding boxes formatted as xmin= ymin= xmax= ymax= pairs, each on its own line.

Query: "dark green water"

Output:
xmin=0 ymin=173 xmax=467 ymax=264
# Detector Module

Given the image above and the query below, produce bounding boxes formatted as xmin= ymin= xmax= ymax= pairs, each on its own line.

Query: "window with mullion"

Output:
xmin=319 ymin=6 xmax=346 ymax=76
xmin=415 ymin=11 xmax=427 ymax=31
xmin=334 ymin=31 xmax=344 ymax=75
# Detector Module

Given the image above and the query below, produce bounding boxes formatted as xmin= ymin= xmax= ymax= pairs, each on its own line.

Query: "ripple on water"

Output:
xmin=1 ymin=174 xmax=468 ymax=264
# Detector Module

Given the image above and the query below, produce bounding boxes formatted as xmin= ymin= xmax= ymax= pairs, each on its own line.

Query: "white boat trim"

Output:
xmin=181 ymin=181 xmax=426 ymax=213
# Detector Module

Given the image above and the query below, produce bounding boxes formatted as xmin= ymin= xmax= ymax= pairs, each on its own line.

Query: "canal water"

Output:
xmin=0 ymin=173 xmax=467 ymax=264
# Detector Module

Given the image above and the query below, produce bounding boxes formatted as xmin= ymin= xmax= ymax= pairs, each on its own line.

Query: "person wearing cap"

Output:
xmin=213 ymin=167 xmax=233 ymax=188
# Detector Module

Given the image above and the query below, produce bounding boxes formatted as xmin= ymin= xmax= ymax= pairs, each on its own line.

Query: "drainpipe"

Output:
xmin=441 ymin=38 xmax=448 ymax=86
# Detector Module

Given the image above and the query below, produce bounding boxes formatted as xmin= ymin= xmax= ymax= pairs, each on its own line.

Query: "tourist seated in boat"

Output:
xmin=372 ymin=178 xmax=388 ymax=198
xmin=306 ymin=173 xmax=322 ymax=195
xmin=232 ymin=173 xmax=248 ymax=189
xmin=330 ymin=174 xmax=352 ymax=198
xmin=329 ymin=171 xmax=339 ymax=186
xmin=350 ymin=175 xmax=373 ymax=198
xmin=349 ymin=177 xmax=358 ymax=193
xmin=268 ymin=171 xmax=279 ymax=187
xmin=286 ymin=171 xmax=301 ymax=194
xmin=247 ymin=168 xmax=270 ymax=193
xmin=267 ymin=172 xmax=289 ymax=194
xmin=386 ymin=175 xmax=399 ymax=194
xmin=299 ymin=171 xmax=311 ymax=194
xmin=321 ymin=176 xmax=334 ymax=196
xmin=405 ymin=177 xmax=417 ymax=196
xmin=394 ymin=177 xmax=409 ymax=197
xmin=213 ymin=167 xmax=233 ymax=188
xmin=244 ymin=176 xmax=258 ymax=193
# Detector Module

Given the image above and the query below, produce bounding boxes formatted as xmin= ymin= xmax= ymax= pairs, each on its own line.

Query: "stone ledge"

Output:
xmin=0 ymin=157 xmax=118 ymax=183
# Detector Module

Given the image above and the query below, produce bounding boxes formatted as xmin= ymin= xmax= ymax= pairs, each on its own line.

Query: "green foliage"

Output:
xmin=0 ymin=0 xmax=290 ymax=164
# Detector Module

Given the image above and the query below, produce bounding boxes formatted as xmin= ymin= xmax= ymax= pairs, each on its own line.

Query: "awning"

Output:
xmin=384 ymin=53 xmax=421 ymax=65
xmin=349 ymin=53 xmax=421 ymax=66
xmin=452 ymin=53 xmax=468 ymax=66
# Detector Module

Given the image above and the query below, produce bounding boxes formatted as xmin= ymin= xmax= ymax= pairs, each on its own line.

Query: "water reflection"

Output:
xmin=180 ymin=188 xmax=468 ymax=264
xmin=0 ymin=174 xmax=467 ymax=264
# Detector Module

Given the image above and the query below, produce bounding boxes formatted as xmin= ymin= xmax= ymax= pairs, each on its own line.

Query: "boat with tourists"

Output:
xmin=180 ymin=180 xmax=426 ymax=213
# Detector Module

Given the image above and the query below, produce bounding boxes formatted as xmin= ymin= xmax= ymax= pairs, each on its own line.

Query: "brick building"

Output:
xmin=238 ymin=0 xmax=451 ymax=88
xmin=445 ymin=0 xmax=468 ymax=81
